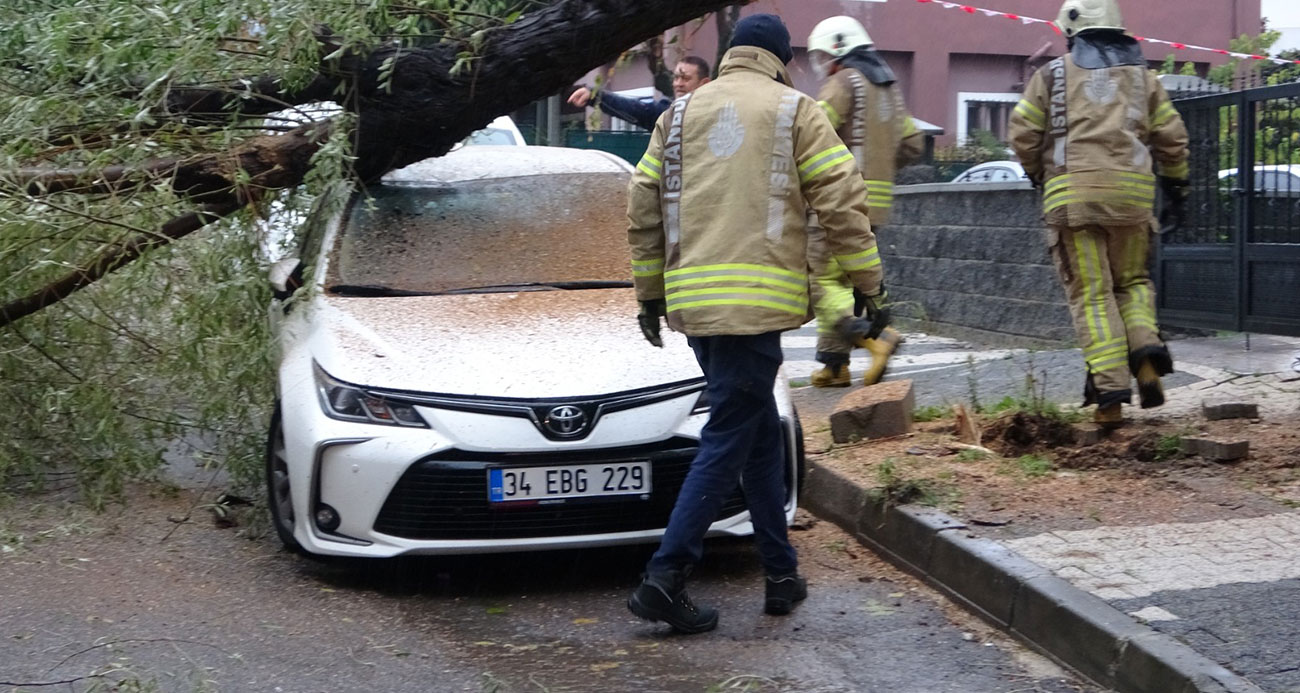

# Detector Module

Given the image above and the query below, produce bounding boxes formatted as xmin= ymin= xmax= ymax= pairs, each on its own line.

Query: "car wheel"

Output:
xmin=265 ymin=402 xmax=303 ymax=553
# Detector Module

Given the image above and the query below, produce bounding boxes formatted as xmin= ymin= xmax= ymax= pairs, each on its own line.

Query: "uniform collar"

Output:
xmin=718 ymin=46 xmax=794 ymax=87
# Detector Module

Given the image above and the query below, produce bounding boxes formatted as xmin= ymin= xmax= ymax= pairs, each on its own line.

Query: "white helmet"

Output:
xmin=1056 ymin=0 xmax=1125 ymax=38
xmin=807 ymin=16 xmax=873 ymax=80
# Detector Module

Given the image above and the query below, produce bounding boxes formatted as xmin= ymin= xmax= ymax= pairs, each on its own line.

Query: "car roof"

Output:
xmin=382 ymin=146 xmax=634 ymax=185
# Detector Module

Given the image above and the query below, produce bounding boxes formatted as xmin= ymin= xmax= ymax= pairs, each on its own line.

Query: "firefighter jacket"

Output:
xmin=816 ymin=58 xmax=924 ymax=227
xmin=627 ymin=46 xmax=883 ymax=338
xmin=1009 ymin=39 xmax=1189 ymax=228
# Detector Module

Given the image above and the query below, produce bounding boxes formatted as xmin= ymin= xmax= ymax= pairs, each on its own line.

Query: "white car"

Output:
xmin=266 ymin=146 xmax=803 ymax=558
xmin=457 ymin=114 xmax=526 ymax=147
xmin=1218 ymin=165 xmax=1300 ymax=195
xmin=950 ymin=160 xmax=1028 ymax=183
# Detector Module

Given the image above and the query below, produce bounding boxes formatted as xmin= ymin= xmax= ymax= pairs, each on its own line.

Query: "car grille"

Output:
xmin=372 ymin=438 xmax=751 ymax=540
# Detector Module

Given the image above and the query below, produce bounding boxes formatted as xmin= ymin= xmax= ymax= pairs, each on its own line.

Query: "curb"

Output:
xmin=802 ymin=461 xmax=1265 ymax=693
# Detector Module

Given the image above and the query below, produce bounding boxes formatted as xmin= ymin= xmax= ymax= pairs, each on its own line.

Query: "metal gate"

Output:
xmin=1156 ymin=83 xmax=1300 ymax=337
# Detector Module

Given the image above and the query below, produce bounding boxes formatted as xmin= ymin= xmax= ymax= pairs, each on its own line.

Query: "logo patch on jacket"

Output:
xmin=1084 ymin=68 xmax=1118 ymax=105
xmin=708 ymin=101 xmax=746 ymax=160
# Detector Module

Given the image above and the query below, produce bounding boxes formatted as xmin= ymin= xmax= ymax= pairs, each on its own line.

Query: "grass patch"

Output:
xmin=913 ymin=405 xmax=947 ymax=422
xmin=956 ymin=448 xmax=990 ymax=462
xmin=985 ymin=395 xmax=1088 ymax=424
xmin=1003 ymin=454 xmax=1055 ymax=478
xmin=866 ymin=458 xmax=957 ymax=507
xmin=1155 ymin=434 xmax=1184 ymax=461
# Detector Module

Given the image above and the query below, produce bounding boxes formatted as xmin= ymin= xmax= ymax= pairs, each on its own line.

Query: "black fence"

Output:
xmin=1156 ymin=82 xmax=1300 ymax=337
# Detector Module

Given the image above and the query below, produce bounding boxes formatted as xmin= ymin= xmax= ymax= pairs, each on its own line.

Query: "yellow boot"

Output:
xmin=1094 ymin=402 xmax=1124 ymax=428
xmin=811 ymin=363 xmax=851 ymax=388
xmin=1136 ymin=360 xmax=1165 ymax=409
xmin=857 ymin=327 xmax=903 ymax=386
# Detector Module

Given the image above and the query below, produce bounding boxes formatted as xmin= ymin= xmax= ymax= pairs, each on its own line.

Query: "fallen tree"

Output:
xmin=1 ymin=0 xmax=744 ymax=327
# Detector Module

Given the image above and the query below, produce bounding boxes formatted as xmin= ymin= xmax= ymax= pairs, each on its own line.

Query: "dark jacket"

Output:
xmin=595 ymin=91 xmax=671 ymax=131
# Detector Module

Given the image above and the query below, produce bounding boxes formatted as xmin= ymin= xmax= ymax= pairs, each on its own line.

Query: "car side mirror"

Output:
xmin=270 ymin=257 xmax=304 ymax=301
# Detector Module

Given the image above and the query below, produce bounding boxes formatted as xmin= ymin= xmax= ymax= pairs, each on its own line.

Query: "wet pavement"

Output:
xmin=0 ymin=490 xmax=1095 ymax=693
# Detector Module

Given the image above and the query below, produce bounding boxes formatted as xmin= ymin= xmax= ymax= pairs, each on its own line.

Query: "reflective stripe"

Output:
xmin=1073 ymin=232 xmax=1113 ymax=345
xmin=834 ymin=246 xmax=882 ymax=272
xmin=866 ymin=179 xmax=895 ymax=209
xmin=666 ymin=288 xmax=809 ymax=316
xmin=637 ymin=154 xmax=662 ymax=180
xmin=1161 ymin=160 xmax=1189 ymax=179
xmin=799 ymin=144 xmax=854 ymax=183
xmin=1151 ymin=101 xmax=1178 ymax=128
xmin=902 ymin=118 xmax=919 ymax=137
xmin=666 ymin=271 xmax=805 ymax=293
xmin=818 ymin=100 xmax=843 ymax=129
xmin=1120 ymin=283 xmax=1158 ymax=330
xmin=1015 ymin=99 xmax=1047 ymax=129
xmin=631 ymin=257 xmax=665 ymax=277
xmin=665 ymin=262 xmax=805 ymax=282
xmin=1044 ymin=172 xmax=1156 ymax=212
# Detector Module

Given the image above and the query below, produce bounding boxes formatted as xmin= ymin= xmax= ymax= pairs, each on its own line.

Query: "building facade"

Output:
xmin=581 ymin=0 xmax=1260 ymax=146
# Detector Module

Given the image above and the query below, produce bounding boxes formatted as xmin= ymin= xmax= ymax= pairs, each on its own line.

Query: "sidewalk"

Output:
xmin=787 ymin=330 xmax=1300 ymax=693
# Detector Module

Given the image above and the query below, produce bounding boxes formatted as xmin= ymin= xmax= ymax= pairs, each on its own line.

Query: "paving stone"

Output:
xmin=1202 ymin=400 xmax=1260 ymax=420
xmin=829 ymin=379 xmax=914 ymax=443
xmin=1180 ymin=437 xmax=1250 ymax=462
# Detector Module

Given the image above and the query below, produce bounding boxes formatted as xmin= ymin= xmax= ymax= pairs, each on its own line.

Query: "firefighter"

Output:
xmin=625 ymin=14 xmax=887 ymax=633
xmin=1009 ymin=0 xmax=1189 ymax=426
xmin=805 ymin=16 xmax=924 ymax=388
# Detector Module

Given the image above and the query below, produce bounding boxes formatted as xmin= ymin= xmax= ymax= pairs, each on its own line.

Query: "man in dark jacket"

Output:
xmin=568 ymin=56 xmax=711 ymax=131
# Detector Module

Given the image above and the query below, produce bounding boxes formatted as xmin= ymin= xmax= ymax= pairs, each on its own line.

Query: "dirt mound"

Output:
xmin=983 ymin=412 xmax=1077 ymax=456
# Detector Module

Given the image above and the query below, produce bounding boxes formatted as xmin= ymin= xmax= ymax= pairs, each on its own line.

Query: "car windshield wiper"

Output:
xmin=328 ymin=284 xmax=440 ymax=297
xmin=437 ymin=280 xmax=634 ymax=294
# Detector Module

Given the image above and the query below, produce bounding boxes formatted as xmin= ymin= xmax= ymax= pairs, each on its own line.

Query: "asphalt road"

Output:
xmin=0 ymin=488 xmax=1096 ymax=693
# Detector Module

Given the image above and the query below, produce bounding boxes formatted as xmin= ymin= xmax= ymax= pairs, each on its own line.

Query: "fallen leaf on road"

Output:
xmin=572 ymin=618 xmax=598 ymax=625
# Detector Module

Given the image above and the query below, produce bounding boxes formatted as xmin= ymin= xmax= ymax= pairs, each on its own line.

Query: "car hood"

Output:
xmin=309 ymin=289 xmax=703 ymax=398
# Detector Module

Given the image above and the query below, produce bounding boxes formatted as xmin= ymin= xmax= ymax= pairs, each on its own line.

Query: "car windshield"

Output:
xmin=464 ymin=128 xmax=518 ymax=146
xmin=329 ymin=172 xmax=632 ymax=294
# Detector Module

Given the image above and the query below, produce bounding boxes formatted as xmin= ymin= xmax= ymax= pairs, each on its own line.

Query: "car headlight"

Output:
xmin=313 ymin=363 xmax=428 ymax=428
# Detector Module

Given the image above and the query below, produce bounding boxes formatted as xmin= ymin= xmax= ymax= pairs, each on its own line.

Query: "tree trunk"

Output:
xmin=714 ymin=5 xmax=743 ymax=79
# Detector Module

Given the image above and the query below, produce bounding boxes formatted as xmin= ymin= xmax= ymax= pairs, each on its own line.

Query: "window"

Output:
xmin=956 ymin=92 xmax=1021 ymax=145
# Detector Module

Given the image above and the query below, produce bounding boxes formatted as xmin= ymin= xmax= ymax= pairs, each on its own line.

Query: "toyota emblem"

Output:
xmin=544 ymin=405 xmax=588 ymax=437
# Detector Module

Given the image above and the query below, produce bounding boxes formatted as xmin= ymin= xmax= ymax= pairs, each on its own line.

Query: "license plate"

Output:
xmin=488 ymin=461 xmax=651 ymax=503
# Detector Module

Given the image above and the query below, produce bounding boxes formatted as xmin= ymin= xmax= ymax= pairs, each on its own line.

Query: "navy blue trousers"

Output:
xmin=646 ymin=331 xmax=798 ymax=578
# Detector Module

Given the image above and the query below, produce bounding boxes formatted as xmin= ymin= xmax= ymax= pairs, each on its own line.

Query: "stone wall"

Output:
xmin=881 ymin=181 xmax=1076 ymax=347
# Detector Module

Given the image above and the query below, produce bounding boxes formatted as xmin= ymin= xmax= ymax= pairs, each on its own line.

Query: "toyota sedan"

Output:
xmin=265 ymin=145 xmax=804 ymax=558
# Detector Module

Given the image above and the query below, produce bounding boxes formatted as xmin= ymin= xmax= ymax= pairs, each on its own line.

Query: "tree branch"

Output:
xmin=0 ymin=201 xmax=244 ymax=328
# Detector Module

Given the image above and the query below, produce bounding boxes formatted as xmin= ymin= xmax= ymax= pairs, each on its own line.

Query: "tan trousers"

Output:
xmin=807 ymin=223 xmax=856 ymax=363
xmin=1048 ymin=223 xmax=1164 ymax=398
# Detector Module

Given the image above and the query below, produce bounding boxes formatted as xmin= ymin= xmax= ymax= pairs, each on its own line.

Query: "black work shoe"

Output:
xmin=764 ymin=574 xmax=808 ymax=615
xmin=1136 ymin=360 xmax=1165 ymax=409
xmin=628 ymin=574 xmax=718 ymax=634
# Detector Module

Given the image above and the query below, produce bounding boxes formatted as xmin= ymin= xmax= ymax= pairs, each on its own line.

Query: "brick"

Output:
xmin=1181 ymin=437 xmax=1249 ymax=462
xmin=1202 ymin=400 xmax=1259 ymax=420
xmin=829 ymin=379 xmax=915 ymax=443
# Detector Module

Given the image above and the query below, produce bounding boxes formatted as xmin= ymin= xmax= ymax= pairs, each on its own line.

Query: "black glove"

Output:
xmin=637 ymin=299 xmax=666 ymax=348
xmin=1158 ymin=176 xmax=1189 ymax=235
xmin=852 ymin=288 xmax=890 ymax=340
